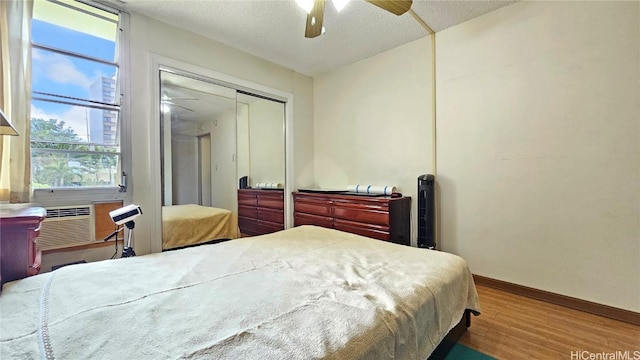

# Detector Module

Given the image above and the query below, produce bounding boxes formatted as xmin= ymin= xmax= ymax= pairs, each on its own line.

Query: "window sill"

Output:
xmin=41 ymin=239 xmax=123 ymax=255
xmin=32 ymin=187 xmax=126 ymax=207
xmin=33 ymin=186 xmax=122 ymax=194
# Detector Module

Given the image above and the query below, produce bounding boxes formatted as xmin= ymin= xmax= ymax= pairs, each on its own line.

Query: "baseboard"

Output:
xmin=472 ymin=275 xmax=640 ymax=326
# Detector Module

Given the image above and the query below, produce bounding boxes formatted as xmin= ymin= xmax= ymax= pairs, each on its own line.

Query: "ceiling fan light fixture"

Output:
xmin=296 ymin=0 xmax=314 ymax=14
xmin=331 ymin=0 xmax=349 ymax=12
xmin=304 ymin=0 xmax=325 ymax=38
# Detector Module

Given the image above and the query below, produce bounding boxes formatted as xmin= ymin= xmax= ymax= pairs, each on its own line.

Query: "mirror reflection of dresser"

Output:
xmin=237 ymin=188 xmax=284 ymax=236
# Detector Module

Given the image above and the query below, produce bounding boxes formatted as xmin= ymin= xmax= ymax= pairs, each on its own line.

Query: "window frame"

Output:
xmin=31 ymin=0 xmax=131 ymax=206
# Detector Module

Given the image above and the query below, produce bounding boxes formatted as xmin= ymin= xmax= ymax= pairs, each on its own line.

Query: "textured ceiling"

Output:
xmin=121 ymin=0 xmax=516 ymax=77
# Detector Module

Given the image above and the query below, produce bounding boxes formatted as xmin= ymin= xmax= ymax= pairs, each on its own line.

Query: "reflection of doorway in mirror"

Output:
xmin=160 ymin=70 xmax=237 ymax=211
xmin=198 ymin=133 xmax=212 ymax=206
xmin=171 ymin=132 xmax=198 ymax=205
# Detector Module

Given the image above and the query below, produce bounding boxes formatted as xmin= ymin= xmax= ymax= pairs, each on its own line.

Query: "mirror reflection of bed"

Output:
xmin=159 ymin=70 xmax=286 ymax=250
xmin=161 ymin=204 xmax=239 ymax=250
xmin=160 ymin=71 xmax=239 ymax=250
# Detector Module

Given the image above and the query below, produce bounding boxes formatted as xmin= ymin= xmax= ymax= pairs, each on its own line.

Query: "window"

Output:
xmin=30 ymin=0 xmax=125 ymax=189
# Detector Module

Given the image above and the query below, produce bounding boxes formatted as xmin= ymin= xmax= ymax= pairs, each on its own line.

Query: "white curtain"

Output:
xmin=0 ymin=0 xmax=32 ymax=203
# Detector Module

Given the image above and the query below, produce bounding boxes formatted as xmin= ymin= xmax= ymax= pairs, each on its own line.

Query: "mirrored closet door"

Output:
xmin=159 ymin=70 xmax=286 ymax=250
xmin=236 ymin=92 xmax=285 ymax=191
xmin=160 ymin=71 xmax=237 ymax=210
xmin=236 ymin=92 xmax=286 ymax=236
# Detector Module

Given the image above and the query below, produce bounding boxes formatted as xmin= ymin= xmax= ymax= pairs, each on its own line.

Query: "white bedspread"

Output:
xmin=0 ymin=225 xmax=480 ymax=360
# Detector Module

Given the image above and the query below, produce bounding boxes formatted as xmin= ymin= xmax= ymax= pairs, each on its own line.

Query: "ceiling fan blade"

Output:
xmin=163 ymin=90 xmax=198 ymax=101
xmin=162 ymin=100 xmax=194 ymax=112
xmin=305 ymin=0 xmax=325 ymax=38
xmin=365 ymin=0 xmax=412 ymax=16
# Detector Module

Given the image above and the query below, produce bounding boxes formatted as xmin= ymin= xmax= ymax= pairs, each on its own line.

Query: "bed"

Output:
xmin=162 ymin=204 xmax=240 ymax=249
xmin=0 ymin=225 xmax=480 ymax=359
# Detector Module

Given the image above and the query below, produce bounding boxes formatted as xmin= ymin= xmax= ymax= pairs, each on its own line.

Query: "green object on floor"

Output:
xmin=444 ymin=343 xmax=496 ymax=360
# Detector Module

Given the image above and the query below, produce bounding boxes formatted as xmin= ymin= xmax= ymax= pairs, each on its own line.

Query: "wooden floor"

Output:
xmin=459 ymin=284 xmax=640 ymax=359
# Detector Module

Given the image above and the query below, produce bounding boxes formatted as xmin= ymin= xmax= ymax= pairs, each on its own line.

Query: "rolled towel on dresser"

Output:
xmin=255 ymin=182 xmax=283 ymax=189
xmin=347 ymin=184 xmax=397 ymax=195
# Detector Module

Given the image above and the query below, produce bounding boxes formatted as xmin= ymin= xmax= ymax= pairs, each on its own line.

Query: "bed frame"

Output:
xmin=162 ymin=237 xmax=233 ymax=251
xmin=428 ymin=309 xmax=472 ymax=359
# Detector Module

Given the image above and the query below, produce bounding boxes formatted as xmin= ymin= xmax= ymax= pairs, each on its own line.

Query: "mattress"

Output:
xmin=162 ymin=204 xmax=240 ymax=249
xmin=0 ymin=225 xmax=480 ymax=360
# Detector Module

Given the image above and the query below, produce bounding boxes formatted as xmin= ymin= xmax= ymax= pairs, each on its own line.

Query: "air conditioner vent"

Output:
xmin=46 ymin=206 xmax=91 ymax=218
xmin=39 ymin=205 xmax=94 ymax=251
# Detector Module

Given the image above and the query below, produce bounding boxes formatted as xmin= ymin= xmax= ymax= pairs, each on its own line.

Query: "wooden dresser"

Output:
xmin=0 ymin=206 xmax=46 ymax=287
xmin=293 ymin=192 xmax=411 ymax=246
xmin=238 ymin=189 xmax=284 ymax=236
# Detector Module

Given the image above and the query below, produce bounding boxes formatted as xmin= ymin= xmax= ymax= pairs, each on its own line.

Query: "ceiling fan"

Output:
xmin=161 ymin=91 xmax=196 ymax=112
xmin=300 ymin=0 xmax=413 ymax=38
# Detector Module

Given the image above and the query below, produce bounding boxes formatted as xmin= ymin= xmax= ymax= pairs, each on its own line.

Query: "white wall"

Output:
xmin=249 ymin=99 xmax=286 ymax=186
xmin=436 ymin=1 xmax=639 ymax=311
xmin=292 ymin=72 xmax=315 ymax=189
xmin=313 ymin=37 xmax=433 ymax=245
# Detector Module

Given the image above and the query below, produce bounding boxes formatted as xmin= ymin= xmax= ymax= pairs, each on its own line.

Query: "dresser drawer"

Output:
xmin=238 ymin=205 xmax=257 ymax=219
xmin=238 ymin=194 xmax=257 ymax=207
xmin=238 ymin=216 xmax=258 ymax=235
xmin=238 ymin=189 xmax=284 ymax=237
xmin=294 ymin=199 xmax=332 ymax=217
xmin=334 ymin=219 xmax=390 ymax=241
xmin=294 ymin=212 xmax=334 ymax=229
xmin=258 ymin=208 xmax=284 ymax=224
xmin=292 ymin=192 xmax=410 ymax=246
xmin=333 ymin=205 xmax=389 ymax=226
xmin=258 ymin=195 xmax=284 ymax=210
